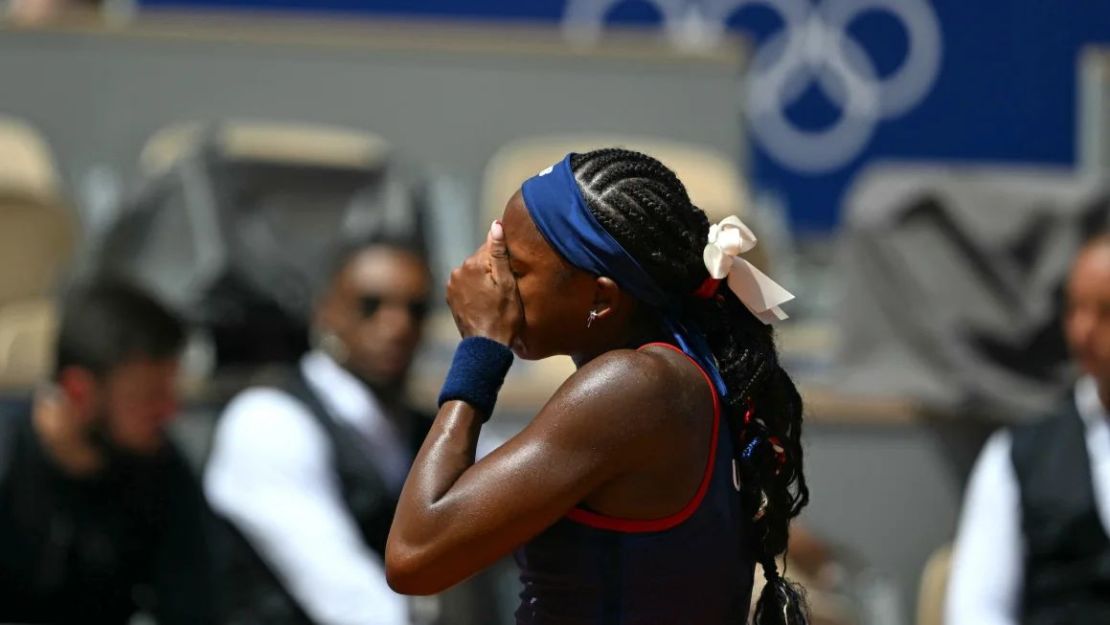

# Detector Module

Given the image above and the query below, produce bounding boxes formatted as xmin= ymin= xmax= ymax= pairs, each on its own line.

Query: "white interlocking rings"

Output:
xmin=561 ymin=0 xmax=943 ymax=173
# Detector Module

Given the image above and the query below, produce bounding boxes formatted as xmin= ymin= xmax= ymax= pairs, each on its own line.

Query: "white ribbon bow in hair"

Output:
xmin=703 ymin=216 xmax=795 ymax=325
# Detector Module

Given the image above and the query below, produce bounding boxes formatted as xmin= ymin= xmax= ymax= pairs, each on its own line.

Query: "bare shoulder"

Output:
xmin=537 ymin=346 xmax=701 ymax=437
xmin=561 ymin=348 xmax=677 ymax=404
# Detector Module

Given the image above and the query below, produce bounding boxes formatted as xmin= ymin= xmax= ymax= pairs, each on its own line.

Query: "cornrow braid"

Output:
xmin=570 ymin=148 xmax=810 ymax=625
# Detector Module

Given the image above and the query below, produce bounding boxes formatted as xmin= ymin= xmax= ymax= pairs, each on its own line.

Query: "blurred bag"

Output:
xmin=829 ymin=164 xmax=1110 ymax=419
xmin=96 ymin=123 xmax=428 ymax=369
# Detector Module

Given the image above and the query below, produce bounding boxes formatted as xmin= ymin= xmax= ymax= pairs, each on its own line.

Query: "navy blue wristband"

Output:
xmin=437 ymin=336 xmax=514 ymax=421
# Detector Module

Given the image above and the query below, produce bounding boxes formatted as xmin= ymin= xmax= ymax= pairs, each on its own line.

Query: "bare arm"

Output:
xmin=385 ymin=348 xmax=670 ymax=595
xmin=387 ymin=218 xmax=685 ymax=594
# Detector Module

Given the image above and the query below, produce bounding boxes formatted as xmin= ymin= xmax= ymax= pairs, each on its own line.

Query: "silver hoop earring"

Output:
xmin=586 ymin=310 xmax=599 ymax=328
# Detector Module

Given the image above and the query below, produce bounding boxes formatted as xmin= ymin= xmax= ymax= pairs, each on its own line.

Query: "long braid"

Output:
xmin=570 ymin=148 xmax=810 ymax=625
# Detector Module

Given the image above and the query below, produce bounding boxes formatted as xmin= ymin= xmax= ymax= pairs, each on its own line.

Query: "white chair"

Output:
xmin=482 ymin=134 xmax=751 ymax=231
xmin=139 ymin=119 xmax=392 ymax=175
xmin=0 ymin=115 xmax=75 ymax=388
xmin=0 ymin=298 xmax=57 ymax=390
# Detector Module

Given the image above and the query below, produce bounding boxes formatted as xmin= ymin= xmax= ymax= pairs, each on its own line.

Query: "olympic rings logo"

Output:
xmin=562 ymin=0 xmax=943 ymax=173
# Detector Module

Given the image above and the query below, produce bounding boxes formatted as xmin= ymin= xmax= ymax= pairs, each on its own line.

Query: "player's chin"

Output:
xmin=510 ymin=335 xmax=544 ymax=361
xmin=510 ymin=339 xmax=532 ymax=360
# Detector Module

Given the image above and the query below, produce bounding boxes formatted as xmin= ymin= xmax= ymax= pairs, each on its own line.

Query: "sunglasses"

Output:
xmin=359 ymin=295 xmax=430 ymax=321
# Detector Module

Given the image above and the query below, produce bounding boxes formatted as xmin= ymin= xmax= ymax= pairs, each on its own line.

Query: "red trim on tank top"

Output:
xmin=565 ymin=341 xmax=722 ymax=533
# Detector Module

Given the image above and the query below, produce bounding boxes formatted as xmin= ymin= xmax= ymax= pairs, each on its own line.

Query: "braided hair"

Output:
xmin=570 ymin=148 xmax=810 ymax=625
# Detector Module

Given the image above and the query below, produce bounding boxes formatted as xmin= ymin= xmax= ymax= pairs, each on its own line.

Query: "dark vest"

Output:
xmin=219 ymin=373 xmax=428 ymax=625
xmin=1011 ymin=399 xmax=1110 ymax=625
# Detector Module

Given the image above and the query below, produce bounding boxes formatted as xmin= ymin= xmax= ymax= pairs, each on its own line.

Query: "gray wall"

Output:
xmin=0 ymin=17 xmax=746 ymax=259
xmin=1080 ymin=48 xmax=1110 ymax=174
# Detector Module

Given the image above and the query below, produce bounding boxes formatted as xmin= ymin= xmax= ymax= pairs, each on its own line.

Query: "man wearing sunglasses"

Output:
xmin=204 ymin=237 xmax=433 ymax=625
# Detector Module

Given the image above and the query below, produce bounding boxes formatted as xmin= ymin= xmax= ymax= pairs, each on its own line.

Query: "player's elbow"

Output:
xmin=384 ymin=540 xmax=446 ymax=596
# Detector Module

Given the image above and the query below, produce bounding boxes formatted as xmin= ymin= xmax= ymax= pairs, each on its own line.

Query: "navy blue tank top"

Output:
xmin=514 ymin=343 xmax=755 ymax=625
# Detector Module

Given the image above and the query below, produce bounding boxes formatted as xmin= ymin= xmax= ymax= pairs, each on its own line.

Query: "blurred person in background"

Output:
xmin=947 ymin=232 xmax=1110 ymax=624
xmin=3 ymin=0 xmax=102 ymax=24
xmin=204 ymin=236 xmax=434 ymax=625
xmin=0 ymin=280 xmax=216 ymax=625
xmin=386 ymin=149 xmax=809 ymax=625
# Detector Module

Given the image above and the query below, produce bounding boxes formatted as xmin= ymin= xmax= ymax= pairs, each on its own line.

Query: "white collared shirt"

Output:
xmin=946 ymin=377 xmax=1110 ymax=625
xmin=204 ymin=351 xmax=412 ymax=625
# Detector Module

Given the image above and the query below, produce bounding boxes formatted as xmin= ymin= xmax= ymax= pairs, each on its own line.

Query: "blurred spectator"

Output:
xmin=204 ymin=236 xmax=434 ymax=625
xmin=0 ymin=280 xmax=216 ymax=624
xmin=4 ymin=0 xmax=101 ymax=24
xmin=947 ymin=233 xmax=1110 ymax=624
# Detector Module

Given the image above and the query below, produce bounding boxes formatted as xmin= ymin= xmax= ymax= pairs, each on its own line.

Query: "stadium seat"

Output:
xmin=0 ymin=298 xmax=56 ymax=391
xmin=481 ymin=134 xmax=754 ymax=254
xmin=0 ymin=115 xmax=76 ymax=389
xmin=0 ymin=114 xmax=76 ymax=305
xmin=139 ymin=119 xmax=392 ymax=175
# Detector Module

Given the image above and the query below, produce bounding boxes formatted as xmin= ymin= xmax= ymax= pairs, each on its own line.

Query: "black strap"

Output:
xmin=280 ymin=372 xmax=395 ymax=555
xmin=216 ymin=518 xmax=315 ymax=625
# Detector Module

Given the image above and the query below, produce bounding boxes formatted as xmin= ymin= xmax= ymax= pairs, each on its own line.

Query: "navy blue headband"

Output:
xmin=521 ymin=154 xmax=668 ymax=309
xmin=520 ymin=153 xmax=729 ymax=398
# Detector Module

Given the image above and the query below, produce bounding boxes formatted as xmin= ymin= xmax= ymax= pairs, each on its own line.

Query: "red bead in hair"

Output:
xmin=768 ymin=436 xmax=787 ymax=473
xmin=692 ymin=276 xmax=721 ymax=299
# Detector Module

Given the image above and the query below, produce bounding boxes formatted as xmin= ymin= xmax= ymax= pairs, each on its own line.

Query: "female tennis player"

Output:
xmin=386 ymin=148 xmax=809 ymax=625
